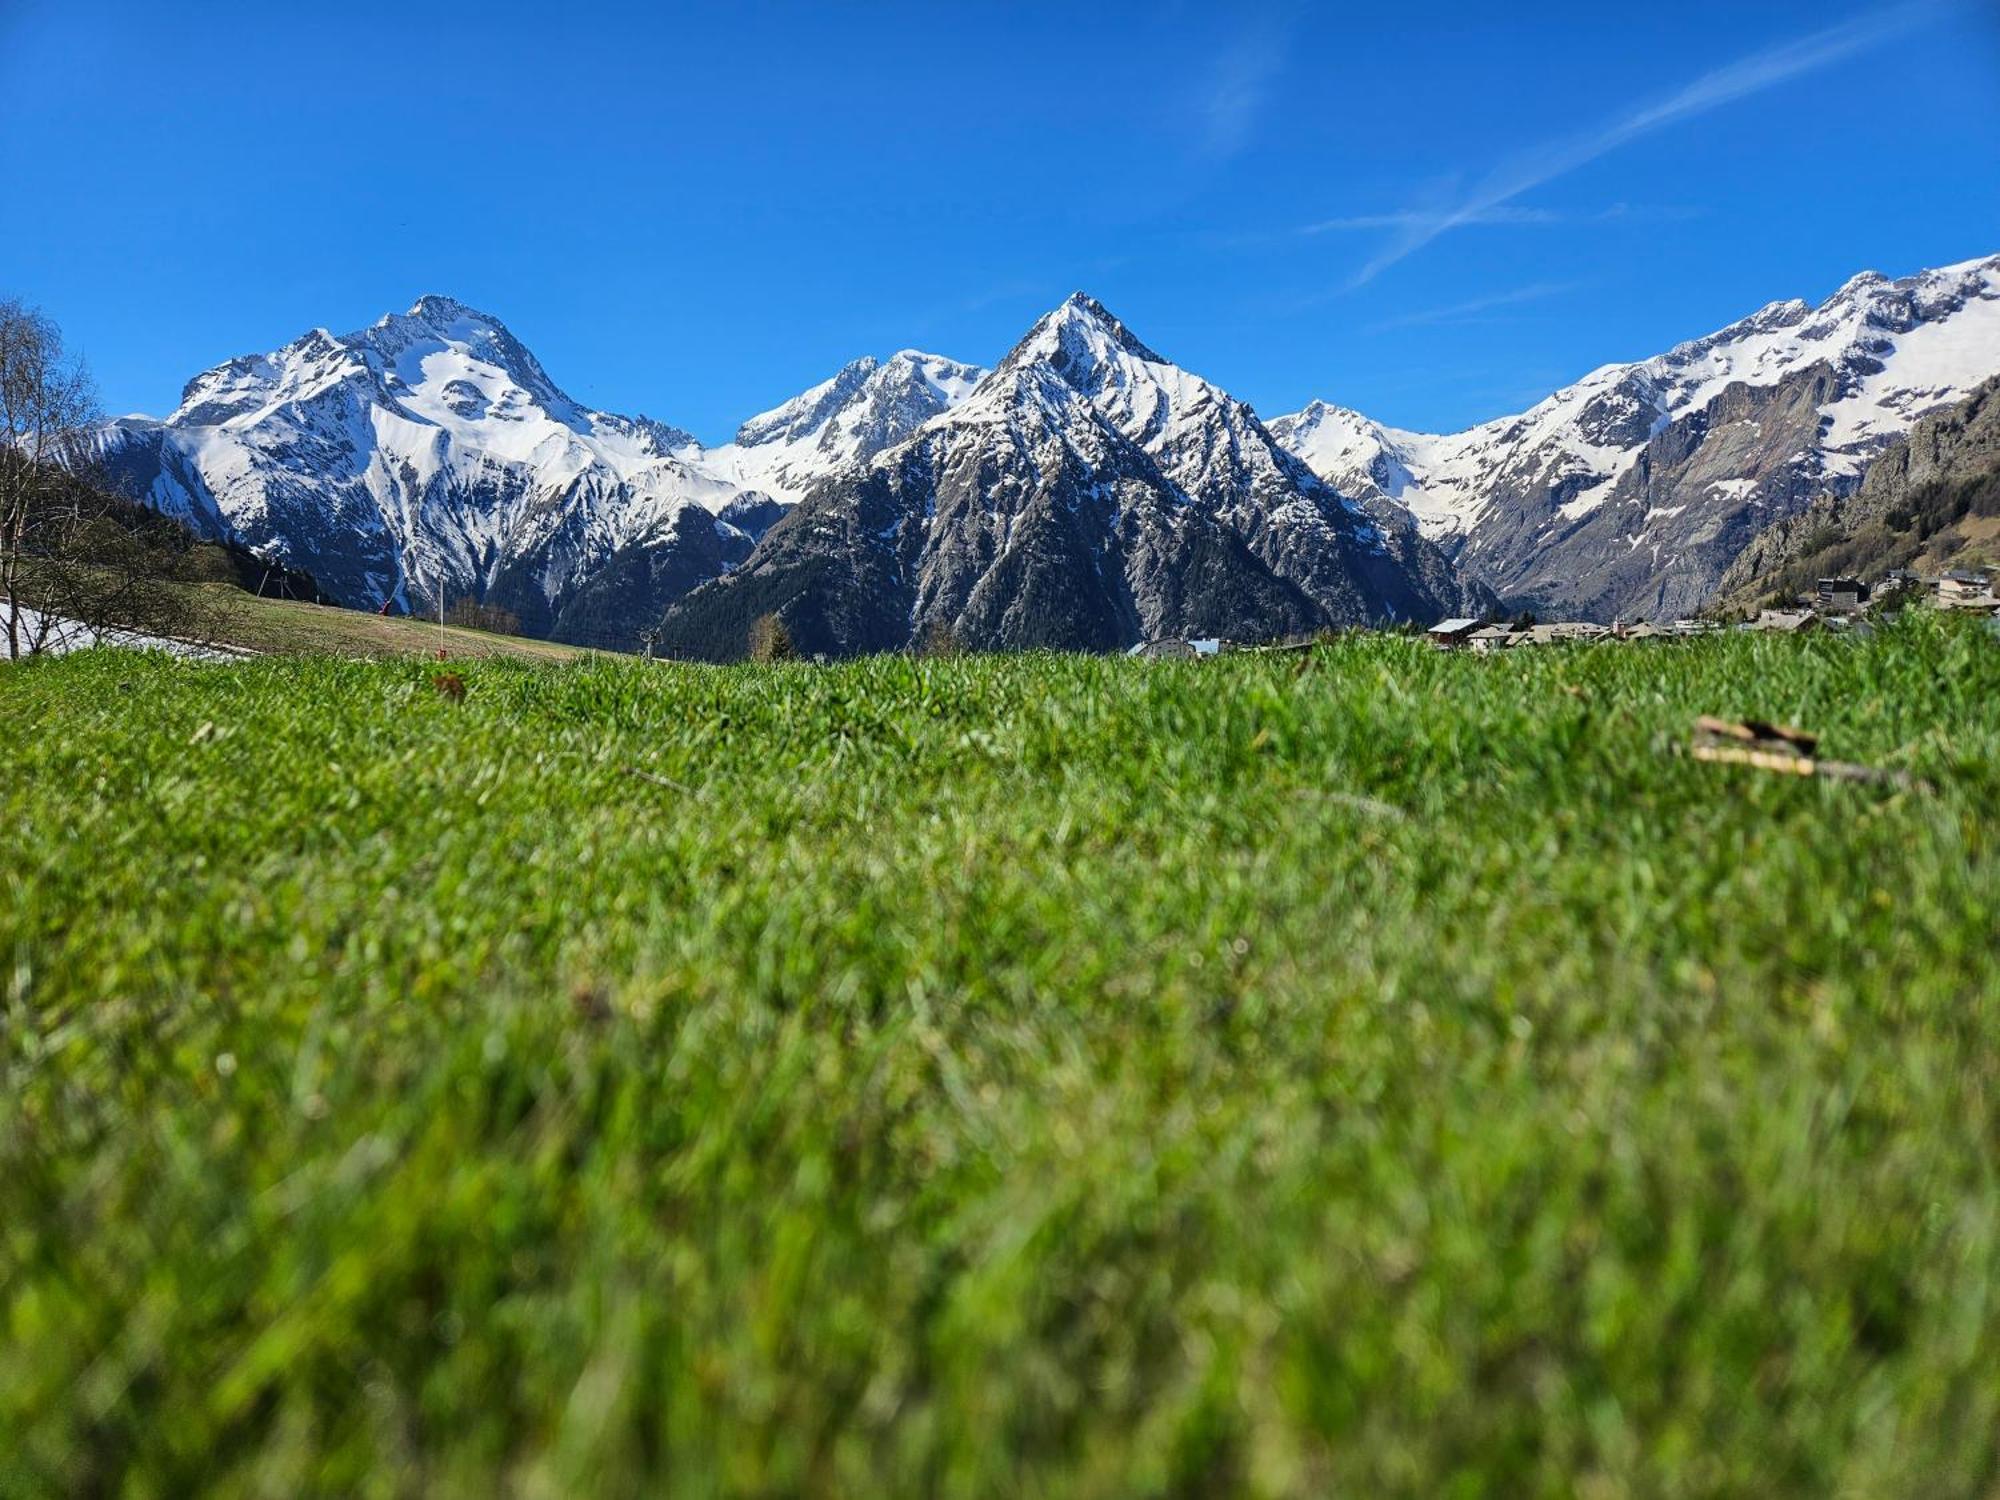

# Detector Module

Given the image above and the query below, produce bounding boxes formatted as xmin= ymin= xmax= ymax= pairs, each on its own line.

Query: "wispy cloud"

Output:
xmin=1349 ymin=1 xmax=1948 ymax=285
xmin=1305 ymin=206 xmax=1565 ymax=234
xmin=1301 ymin=202 xmax=1700 ymax=235
xmin=1365 ymin=281 xmax=1580 ymax=333
xmin=1193 ymin=19 xmax=1290 ymax=162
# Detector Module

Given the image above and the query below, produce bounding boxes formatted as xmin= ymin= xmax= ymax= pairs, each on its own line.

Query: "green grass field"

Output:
xmin=4 ymin=615 xmax=1998 ymax=1497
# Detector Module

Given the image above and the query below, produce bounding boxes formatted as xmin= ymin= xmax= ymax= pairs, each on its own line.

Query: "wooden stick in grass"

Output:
xmin=1689 ymin=717 xmax=1928 ymax=791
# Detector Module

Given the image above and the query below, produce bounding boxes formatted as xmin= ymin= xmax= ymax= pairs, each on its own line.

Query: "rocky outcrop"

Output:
xmin=1714 ymin=376 xmax=2000 ymax=609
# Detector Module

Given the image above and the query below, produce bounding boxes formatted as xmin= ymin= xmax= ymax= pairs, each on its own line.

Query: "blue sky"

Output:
xmin=3 ymin=0 xmax=1996 ymax=440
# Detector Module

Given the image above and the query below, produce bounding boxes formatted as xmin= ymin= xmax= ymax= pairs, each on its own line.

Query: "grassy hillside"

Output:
xmin=4 ymin=617 xmax=1999 ymax=1497
xmin=185 ymin=584 xmax=587 ymax=662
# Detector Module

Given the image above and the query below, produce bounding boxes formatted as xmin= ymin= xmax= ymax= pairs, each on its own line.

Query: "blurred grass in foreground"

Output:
xmin=3 ymin=613 xmax=1998 ymax=1498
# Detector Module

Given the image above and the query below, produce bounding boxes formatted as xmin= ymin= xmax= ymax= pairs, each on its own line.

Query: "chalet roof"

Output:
xmin=1753 ymin=610 xmax=1817 ymax=632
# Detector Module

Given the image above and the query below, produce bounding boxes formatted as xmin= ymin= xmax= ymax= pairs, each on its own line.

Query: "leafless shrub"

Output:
xmin=914 ymin=619 xmax=964 ymax=657
xmin=747 ymin=611 xmax=795 ymax=663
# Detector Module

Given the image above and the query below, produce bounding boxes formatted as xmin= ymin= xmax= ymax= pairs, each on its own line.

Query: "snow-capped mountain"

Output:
xmin=94 ymin=256 xmax=1990 ymax=649
xmin=84 ymin=298 xmax=979 ymax=645
xmin=657 ymin=295 xmax=1466 ymax=658
xmin=1274 ymin=252 xmax=2000 ymax=619
xmin=689 ymin=351 xmax=985 ymax=503
xmin=1267 ymin=402 xmax=1448 ymax=530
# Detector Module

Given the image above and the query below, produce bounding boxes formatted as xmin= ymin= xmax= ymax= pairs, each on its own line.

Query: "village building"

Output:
xmin=1517 ymin=621 xmax=1608 ymax=646
xmin=1467 ymin=624 xmax=1518 ymax=654
xmin=1937 ymin=570 xmax=1997 ymax=610
xmin=1425 ymin=618 xmax=1482 ymax=649
xmin=1816 ymin=577 xmax=1869 ymax=611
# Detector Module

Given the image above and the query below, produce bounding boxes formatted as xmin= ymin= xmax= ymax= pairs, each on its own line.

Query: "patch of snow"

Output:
xmin=1 ymin=602 xmax=241 ymax=661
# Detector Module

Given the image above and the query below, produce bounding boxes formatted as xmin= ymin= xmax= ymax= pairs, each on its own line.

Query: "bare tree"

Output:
xmin=1 ymin=298 xmax=99 ymax=659
xmin=0 ymin=299 xmax=216 ymax=658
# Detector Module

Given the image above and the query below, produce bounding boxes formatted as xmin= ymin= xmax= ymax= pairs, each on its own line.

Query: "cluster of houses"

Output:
xmin=1424 ymin=616 xmax=1719 ymax=652
xmin=1426 ymin=567 xmax=1998 ymax=652
xmin=1740 ymin=569 xmax=1999 ymax=633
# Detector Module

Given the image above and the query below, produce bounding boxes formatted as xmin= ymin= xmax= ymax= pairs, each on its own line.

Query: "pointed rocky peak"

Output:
xmin=408 ymin=292 xmax=486 ymax=319
xmin=1273 ymin=398 xmax=1388 ymax=437
xmin=1269 ymin=399 xmax=1433 ymax=512
xmin=286 ymin=326 xmax=346 ymax=359
xmin=394 ymin=295 xmax=527 ymax=343
xmin=877 ymin=349 xmax=986 ymax=406
xmin=1271 ymin=399 xmax=1403 ymax=455
xmin=355 ymin=295 xmax=576 ymax=416
xmin=372 ymin=296 xmax=528 ymax=362
xmin=999 ymin=291 xmax=1168 ymax=380
xmin=1830 ymin=269 xmax=1889 ymax=302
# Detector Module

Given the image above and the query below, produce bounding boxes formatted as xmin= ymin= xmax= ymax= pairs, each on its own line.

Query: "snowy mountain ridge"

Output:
xmin=689 ymin=349 xmax=986 ymax=503
xmin=1280 ymin=254 xmax=2000 ymax=541
xmin=1272 ymin=252 xmax=2000 ymax=618
xmin=87 ymin=297 xmax=982 ymax=642
xmin=653 ymin=294 xmax=1466 ymax=659
xmin=84 ymin=252 xmax=2000 ymax=644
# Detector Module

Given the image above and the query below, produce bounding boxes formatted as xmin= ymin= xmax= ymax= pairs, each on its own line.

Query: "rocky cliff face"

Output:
xmin=1501 ymin=363 xmax=1844 ymax=620
xmin=658 ymin=296 xmax=1467 ymax=659
xmin=1714 ymin=376 xmax=2000 ymax=608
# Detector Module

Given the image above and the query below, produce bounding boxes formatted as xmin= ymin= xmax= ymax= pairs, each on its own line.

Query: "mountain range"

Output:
xmin=83 ymin=298 xmax=985 ymax=647
xmin=655 ymin=295 xmax=1462 ymax=658
xmin=83 ymin=253 xmax=2000 ymax=652
xmin=1273 ymin=253 xmax=2000 ymax=621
